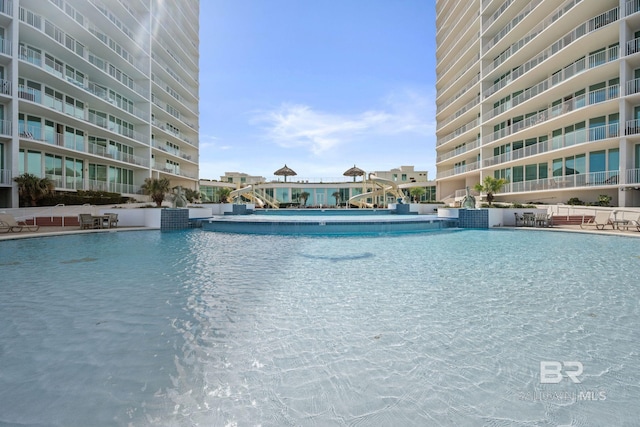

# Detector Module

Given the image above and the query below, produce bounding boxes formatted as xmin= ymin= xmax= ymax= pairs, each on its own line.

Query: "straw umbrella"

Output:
xmin=274 ymin=164 xmax=297 ymax=182
xmin=343 ymin=165 xmax=365 ymax=182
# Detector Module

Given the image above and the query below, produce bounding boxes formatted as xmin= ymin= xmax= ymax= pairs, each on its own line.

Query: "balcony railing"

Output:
xmin=483 ymin=0 xmax=542 ymax=53
xmin=19 ymin=46 xmax=150 ymax=122
xmin=20 ymin=125 xmax=150 ymax=168
xmin=0 ymin=119 xmax=11 ymax=137
xmin=437 ymin=72 xmax=480 ymax=114
xmin=625 ymin=118 xmax=640 ymax=135
xmin=87 ymin=179 xmax=138 ymax=194
xmin=19 ymin=6 xmax=150 ymax=98
xmin=437 ymin=139 xmax=481 ymax=163
xmin=151 ymin=162 xmax=197 ymax=179
xmin=626 ymin=167 xmax=640 ymax=185
xmin=483 ymin=123 xmax=618 ymax=168
xmin=501 ymin=170 xmax=620 ymax=194
xmin=626 ymin=0 xmax=640 ymax=16
xmin=483 ymin=85 xmax=619 ymax=145
xmin=486 ymin=46 xmax=618 ymax=122
xmin=0 ymin=168 xmax=11 ymax=185
xmin=436 ymin=161 xmax=480 ymax=179
xmin=18 ymin=85 xmax=150 ymax=144
xmin=437 ymin=117 xmax=480 ymax=147
xmin=484 ymin=6 xmax=619 ymax=98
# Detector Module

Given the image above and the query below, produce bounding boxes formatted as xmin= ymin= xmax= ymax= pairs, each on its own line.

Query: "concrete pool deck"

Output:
xmin=0 ymin=226 xmax=155 ymax=241
xmin=1 ymin=223 xmax=639 ymax=241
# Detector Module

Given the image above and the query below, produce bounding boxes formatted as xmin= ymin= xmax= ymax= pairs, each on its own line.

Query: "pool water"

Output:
xmin=0 ymin=229 xmax=639 ymax=426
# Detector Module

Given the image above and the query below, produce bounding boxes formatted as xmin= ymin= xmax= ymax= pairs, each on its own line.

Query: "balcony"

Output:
xmin=436 ymin=161 xmax=481 ymax=179
xmin=500 ymin=170 xmax=622 ymax=194
xmin=483 ymin=85 xmax=619 ymax=146
xmin=483 ymin=123 xmax=619 ymax=167
xmin=19 ymin=126 xmax=150 ymax=168
xmin=437 ymin=139 xmax=481 ymax=163
xmin=484 ymin=7 xmax=620 ymax=98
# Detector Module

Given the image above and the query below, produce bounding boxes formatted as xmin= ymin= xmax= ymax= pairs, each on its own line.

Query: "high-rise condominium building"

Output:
xmin=0 ymin=0 xmax=199 ymax=208
xmin=436 ymin=0 xmax=640 ymax=207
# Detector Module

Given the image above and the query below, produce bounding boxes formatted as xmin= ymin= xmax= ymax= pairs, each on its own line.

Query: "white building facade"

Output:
xmin=0 ymin=0 xmax=199 ymax=208
xmin=436 ymin=0 xmax=640 ymax=207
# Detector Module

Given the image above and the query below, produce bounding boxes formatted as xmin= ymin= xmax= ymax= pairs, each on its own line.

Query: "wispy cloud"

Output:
xmin=199 ymin=134 xmax=232 ymax=151
xmin=253 ymin=89 xmax=435 ymax=155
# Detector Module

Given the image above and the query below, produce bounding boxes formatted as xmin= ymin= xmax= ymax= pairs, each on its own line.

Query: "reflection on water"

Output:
xmin=300 ymin=251 xmax=375 ymax=262
xmin=0 ymin=230 xmax=639 ymax=426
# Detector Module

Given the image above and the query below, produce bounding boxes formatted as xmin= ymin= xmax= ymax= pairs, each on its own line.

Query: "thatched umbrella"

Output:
xmin=343 ymin=165 xmax=365 ymax=182
xmin=274 ymin=164 xmax=297 ymax=182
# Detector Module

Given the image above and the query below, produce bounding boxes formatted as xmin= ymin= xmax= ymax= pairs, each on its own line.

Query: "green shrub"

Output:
xmin=597 ymin=195 xmax=611 ymax=207
xmin=567 ymin=197 xmax=584 ymax=205
xmin=41 ymin=190 xmax=130 ymax=206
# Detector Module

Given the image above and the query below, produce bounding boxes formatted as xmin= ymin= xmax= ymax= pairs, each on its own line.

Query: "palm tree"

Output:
xmin=332 ymin=191 xmax=341 ymax=207
xmin=13 ymin=173 xmax=55 ymax=207
xmin=184 ymin=188 xmax=200 ymax=203
xmin=217 ymin=187 xmax=232 ymax=203
xmin=300 ymin=191 xmax=310 ymax=206
xmin=141 ymin=177 xmax=171 ymax=207
xmin=473 ymin=176 xmax=507 ymax=206
xmin=409 ymin=187 xmax=426 ymax=203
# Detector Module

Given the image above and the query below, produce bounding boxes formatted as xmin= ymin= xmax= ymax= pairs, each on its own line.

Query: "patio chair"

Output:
xmin=535 ymin=213 xmax=551 ymax=227
xmin=0 ymin=220 xmax=10 ymax=233
xmin=106 ymin=213 xmax=118 ymax=228
xmin=0 ymin=213 xmax=39 ymax=232
xmin=79 ymin=213 xmax=97 ymax=230
xmin=522 ymin=212 xmax=536 ymax=227
xmin=629 ymin=213 xmax=640 ymax=232
xmin=579 ymin=211 xmax=612 ymax=230
xmin=514 ymin=213 xmax=524 ymax=227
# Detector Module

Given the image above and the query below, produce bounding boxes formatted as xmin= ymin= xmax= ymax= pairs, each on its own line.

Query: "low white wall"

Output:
xmin=499 ymin=208 xmax=547 ymax=227
xmin=437 ymin=207 xmax=459 ymax=219
xmin=97 ymin=208 xmax=159 ymax=228
xmin=97 ymin=207 xmax=212 ymax=228
xmin=436 ymin=207 xmax=548 ymax=227
xmin=207 ymin=203 xmax=235 ymax=215
xmin=387 ymin=203 xmax=441 ymax=214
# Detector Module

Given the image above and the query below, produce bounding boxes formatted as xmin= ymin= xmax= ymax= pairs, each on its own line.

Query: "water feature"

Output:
xmin=0 ymin=229 xmax=638 ymax=426
xmin=203 ymin=209 xmax=455 ymax=235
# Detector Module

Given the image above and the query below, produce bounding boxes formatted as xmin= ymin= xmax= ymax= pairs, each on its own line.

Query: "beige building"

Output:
xmin=199 ymin=165 xmax=436 ymax=205
xmin=0 ymin=0 xmax=199 ymax=208
xmin=370 ymin=165 xmax=429 ymax=183
xmin=436 ymin=0 xmax=640 ymax=207
xmin=219 ymin=172 xmax=267 ymax=185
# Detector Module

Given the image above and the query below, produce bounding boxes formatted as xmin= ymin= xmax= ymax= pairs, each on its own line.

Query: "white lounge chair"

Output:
xmin=580 ymin=211 xmax=612 ymax=230
xmin=0 ymin=213 xmax=39 ymax=232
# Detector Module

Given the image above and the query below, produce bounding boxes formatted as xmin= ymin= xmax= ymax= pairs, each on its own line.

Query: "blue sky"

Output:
xmin=198 ymin=1 xmax=436 ymax=181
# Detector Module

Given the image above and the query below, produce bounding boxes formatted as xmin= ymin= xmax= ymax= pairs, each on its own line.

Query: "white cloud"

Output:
xmin=253 ymin=89 xmax=435 ymax=155
xmin=199 ymin=134 xmax=232 ymax=151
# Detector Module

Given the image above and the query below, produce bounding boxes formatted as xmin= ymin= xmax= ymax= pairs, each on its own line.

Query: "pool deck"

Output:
xmin=1 ymin=223 xmax=639 ymax=241
xmin=0 ymin=226 xmax=155 ymax=241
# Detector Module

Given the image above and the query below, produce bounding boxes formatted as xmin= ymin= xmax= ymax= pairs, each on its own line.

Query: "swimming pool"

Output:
xmin=1 ymin=229 xmax=638 ymax=426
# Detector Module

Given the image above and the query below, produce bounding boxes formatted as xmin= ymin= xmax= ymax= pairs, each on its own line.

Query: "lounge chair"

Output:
xmin=0 ymin=213 xmax=40 ymax=232
xmin=0 ymin=220 xmax=10 ymax=233
xmin=580 ymin=211 xmax=612 ymax=230
xmin=628 ymin=214 xmax=640 ymax=232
